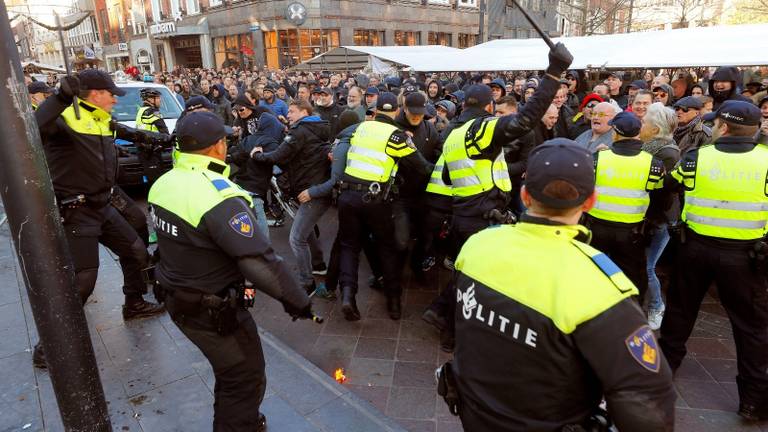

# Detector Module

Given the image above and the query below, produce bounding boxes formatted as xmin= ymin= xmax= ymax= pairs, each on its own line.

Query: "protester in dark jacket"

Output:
xmin=252 ymin=100 xmax=332 ymax=293
xmin=229 ymin=112 xmax=283 ymax=239
xmin=211 ymin=83 xmax=233 ymax=126
xmin=708 ymin=66 xmax=753 ymax=109
xmin=312 ymin=87 xmax=344 ymax=136
xmin=672 ymin=96 xmax=712 ymax=154
xmin=426 ymin=80 xmax=443 ymax=104
xmin=232 ymin=94 xmax=273 ymax=139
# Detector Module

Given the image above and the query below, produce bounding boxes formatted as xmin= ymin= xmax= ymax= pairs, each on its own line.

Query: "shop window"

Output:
xmin=214 ymin=33 xmax=254 ymax=68
xmin=263 ymin=29 xmax=340 ymax=69
xmin=186 ymin=0 xmax=199 ymax=15
xmin=458 ymin=33 xmax=477 ymax=48
xmin=427 ymin=31 xmax=452 ymax=46
xmin=458 ymin=0 xmax=478 ymax=6
xmin=394 ymin=30 xmax=420 ymax=46
xmin=353 ymin=29 xmax=385 ymax=46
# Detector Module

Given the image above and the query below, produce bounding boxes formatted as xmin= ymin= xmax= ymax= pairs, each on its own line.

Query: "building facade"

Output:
xmin=630 ymin=0 xmax=724 ymax=31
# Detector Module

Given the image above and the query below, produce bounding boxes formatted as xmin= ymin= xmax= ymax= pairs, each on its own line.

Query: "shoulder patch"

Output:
xmin=229 ymin=212 xmax=254 ymax=238
xmin=625 ymin=325 xmax=661 ymax=373
xmin=591 ymin=253 xmax=622 ymax=277
xmin=211 ymin=179 xmax=230 ymax=191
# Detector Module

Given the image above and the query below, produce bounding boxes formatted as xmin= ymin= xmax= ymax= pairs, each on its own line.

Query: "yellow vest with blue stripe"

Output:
xmin=345 ymin=120 xmax=415 ymax=182
xmin=135 ymin=106 xmax=161 ymax=133
xmin=148 ymin=153 xmax=252 ymax=227
xmin=442 ymin=117 xmax=511 ymax=197
xmin=426 ymin=154 xmax=452 ymax=196
xmin=588 ymin=150 xmax=662 ymax=224
xmin=674 ymin=144 xmax=768 ymax=240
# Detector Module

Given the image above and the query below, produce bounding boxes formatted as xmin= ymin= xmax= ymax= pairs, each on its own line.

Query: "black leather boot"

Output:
xmin=341 ymin=285 xmax=360 ymax=321
xmin=123 ymin=296 xmax=165 ymax=320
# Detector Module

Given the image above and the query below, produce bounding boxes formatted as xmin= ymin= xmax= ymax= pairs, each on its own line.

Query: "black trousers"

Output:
xmin=62 ymin=204 xmax=148 ymax=303
xmin=337 ymin=190 xmax=404 ymax=297
xmin=586 ymin=218 xmax=648 ymax=301
xmin=326 ymin=233 xmax=381 ymax=292
xmin=111 ymin=186 xmax=150 ymax=246
xmin=420 ymin=207 xmax=455 ymax=264
xmin=429 ymin=214 xmax=490 ymax=330
xmin=166 ymin=297 xmax=266 ymax=431
xmin=659 ymin=232 xmax=768 ymax=406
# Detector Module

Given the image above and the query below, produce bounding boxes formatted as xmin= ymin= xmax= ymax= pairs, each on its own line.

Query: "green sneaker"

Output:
xmin=149 ymin=231 xmax=157 ymax=244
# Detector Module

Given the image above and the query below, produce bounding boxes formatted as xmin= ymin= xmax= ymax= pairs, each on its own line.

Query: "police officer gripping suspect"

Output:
xmin=148 ymin=111 xmax=315 ymax=431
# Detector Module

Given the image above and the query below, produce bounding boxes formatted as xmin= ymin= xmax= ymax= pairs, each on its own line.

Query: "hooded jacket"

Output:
xmin=395 ymin=110 xmax=443 ymax=200
xmin=314 ymin=102 xmax=344 ymax=137
xmin=708 ymin=66 xmax=752 ymax=109
xmin=427 ymin=80 xmax=444 ymax=104
xmin=231 ymin=112 xmax=283 ymax=197
xmin=251 ymin=115 xmax=331 ymax=197
xmin=211 ymin=84 xmax=233 ymax=126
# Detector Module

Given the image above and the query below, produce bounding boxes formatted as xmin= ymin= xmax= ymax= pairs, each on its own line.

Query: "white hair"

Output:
xmin=644 ymin=102 xmax=677 ymax=139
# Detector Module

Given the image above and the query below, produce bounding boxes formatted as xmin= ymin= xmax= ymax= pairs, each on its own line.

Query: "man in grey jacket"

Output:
xmin=673 ymin=96 xmax=712 ymax=154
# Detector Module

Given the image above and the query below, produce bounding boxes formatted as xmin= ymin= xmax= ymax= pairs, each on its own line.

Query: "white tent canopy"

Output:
xmin=292 ymin=45 xmax=461 ymax=72
xmin=384 ymin=24 xmax=768 ymax=72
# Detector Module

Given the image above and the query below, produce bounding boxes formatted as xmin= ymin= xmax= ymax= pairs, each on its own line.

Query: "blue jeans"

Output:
xmin=645 ymin=223 xmax=669 ymax=311
xmin=290 ymin=197 xmax=331 ymax=286
xmin=249 ymin=195 xmax=269 ymax=241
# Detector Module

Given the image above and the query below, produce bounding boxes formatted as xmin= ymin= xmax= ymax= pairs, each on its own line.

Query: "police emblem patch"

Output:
xmin=229 ymin=212 xmax=254 ymax=238
xmin=625 ymin=325 xmax=661 ymax=373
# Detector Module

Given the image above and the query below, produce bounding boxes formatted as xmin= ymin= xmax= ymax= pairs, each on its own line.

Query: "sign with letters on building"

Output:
xmin=150 ymin=21 xmax=177 ymax=35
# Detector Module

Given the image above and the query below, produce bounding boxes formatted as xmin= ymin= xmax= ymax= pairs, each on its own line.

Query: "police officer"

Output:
xmin=33 ymin=70 xmax=166 ymax=368
xmin=148 ymin=111 xmax=314 ymax=431
xmin=660 ymin=101 xmax=768 ymax=421
xmin=442 ymin=138 xmax=675 ymax=432
xmin=136 ymin=88 xmax=169 ymax=134
xmin=28 ymin=81 xmax=52 ymax=110
xmin=583 ymin=111 xmax=666 ymax=301
xmin=334 ymin=92 xmax=432 ymax=321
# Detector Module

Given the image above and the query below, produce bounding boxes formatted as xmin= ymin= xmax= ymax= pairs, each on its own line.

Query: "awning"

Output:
xmin=292 ymin=45 xmax=461 ymax=72
xmin=21 ymin=61 xmax=66 ymax=73
xmin=426 ymin=24 xmax=768 ymax=72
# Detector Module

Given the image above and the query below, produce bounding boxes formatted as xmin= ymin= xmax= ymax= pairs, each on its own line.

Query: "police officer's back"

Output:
xmin=442 ymin=139 xmax=675 ymax=432
xmin=148 ymin=112 xmax=313 ymax=431
xmin=660 ymin=101 xmax=768 ymax=421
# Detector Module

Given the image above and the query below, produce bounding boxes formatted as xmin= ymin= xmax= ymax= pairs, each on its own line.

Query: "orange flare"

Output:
xmin=334 ymin=368 xmax=347 ymax=384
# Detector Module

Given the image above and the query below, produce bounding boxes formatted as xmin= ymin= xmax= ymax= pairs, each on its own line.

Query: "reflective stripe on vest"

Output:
xmin=442 ymin=117 xmax=511 ymax=198
xmin=135 ymin=106 xmax=160 ymax=132
xmin=345 ymin=121 xmax=402 ymax=182
xmin=426 ymin=154 xmax=452 ymax=196
xmin=682 ymin=145 xmax=768 ymax=240
xmin=588 ymin=150 xmax=658 ymax=224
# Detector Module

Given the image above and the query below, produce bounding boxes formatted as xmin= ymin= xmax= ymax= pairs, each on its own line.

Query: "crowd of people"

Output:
xmin=25 ymin=53 xmax=768 ymax=431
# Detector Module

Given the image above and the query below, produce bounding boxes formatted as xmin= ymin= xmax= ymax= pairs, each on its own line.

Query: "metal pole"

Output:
xmin=0 ymin=2 xmax=112 ymax=431
xmin=510 ymin=0 xmax=556 ymax=49
xmin=626 ymin=0 xmax=634 ymax=33
xmin=478 ymin=0 xmax=485 ymax=44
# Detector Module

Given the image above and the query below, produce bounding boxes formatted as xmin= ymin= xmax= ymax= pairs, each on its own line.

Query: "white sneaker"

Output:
xmin=648 ymin=307 xmax=665 ymax=331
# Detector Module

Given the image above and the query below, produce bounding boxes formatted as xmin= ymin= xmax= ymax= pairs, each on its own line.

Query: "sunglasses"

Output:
xmin=592 ymin=112 xmax=612 ymax=118
xmin=674 ymin=106 xmax=695 ymax=113
xmin=653 ymin=91 xmax=667 ymax=97
xmin=237 ymin=108 xmax=248 ymax=113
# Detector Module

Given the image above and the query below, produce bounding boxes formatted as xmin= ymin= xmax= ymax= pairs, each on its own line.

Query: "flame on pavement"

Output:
xmin=334 ymin=368 xmax=347 ymax=384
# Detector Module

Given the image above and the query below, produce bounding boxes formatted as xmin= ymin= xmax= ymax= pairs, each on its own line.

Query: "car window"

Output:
xmin=112 ymin=87 xmax=182 ymax=122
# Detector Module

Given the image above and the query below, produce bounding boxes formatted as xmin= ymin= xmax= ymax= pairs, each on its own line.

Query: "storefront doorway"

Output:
xmin=172 ymin=36 xmax=202 ymax=68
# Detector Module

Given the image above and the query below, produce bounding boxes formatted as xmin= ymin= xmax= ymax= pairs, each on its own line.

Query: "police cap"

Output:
xmin=176 ymin=111 xmax=231 ymax=151
xmin=376 ymin=92 xmax=398 ymax=112
xmin=608 ymin=111 xmax=642 ymax=137
xmin=703 ymin=100 xmax=762 ymax=126
xmin=185 ymin=95 xmax=214 ymax=112
xmin=78 ymin=69 xmax=126 ymax=96
xmin=28 ymin=81 xmax=52 ymax=94
xmin=524 ymin=138 xmax=595 ymax=209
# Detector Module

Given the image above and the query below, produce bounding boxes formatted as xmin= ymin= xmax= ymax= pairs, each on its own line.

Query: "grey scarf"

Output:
xmin=642 ymin=137 xmax=677 ymax=156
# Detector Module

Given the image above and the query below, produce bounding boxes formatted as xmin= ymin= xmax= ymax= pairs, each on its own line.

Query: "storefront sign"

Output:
xmin=150 ymin=21 xmax=177 ymax=35
xmin=285 ymin=2 xmax=307 ymax=26
xmin=173 ymin=37 xmax=200 ymax=49
xmin=137 ymin=55 xmax=150 ymax=63
xmin=249 ymin=23 xmax=260 ymax=32
xmin=118 ymin=43 xmax=128 ymax=51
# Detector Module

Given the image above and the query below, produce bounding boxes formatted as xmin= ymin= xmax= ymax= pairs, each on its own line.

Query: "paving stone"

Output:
xmin=355 ymin=338 xmax=397 ymax=360
xmin=397 ymin=418 xmax=436 ymax=432
xmin=675 ymin=357 xmax=713 ymax=381
xmin=260 ymin=394 xmax=321 ymax=432
xmin=386 ymin=387 xmax=436 ymax=420
xmin=345 ymin=384 xmax=390 ymax=414
xmin=0 ymin=301 xmax=30 ymax=359
xmin=404 ymin=290 xmax=436 ymax=306
xmin=676 ymin=379 xmax=739 ymax=411
xmin=361 ymin=318 xmax=401 ymax=339
xmin=436 ymin=420 xmax=465 ymax=432
xmin=686 ymin=337 xmax=737 ymax=359
xmin=0 ymin=351 xmax=43 ymax=431
xmin=346 ymin=357 xmax=394 ymax=387
xmin=399 ymin=320 xmax=439 ymax=343
xmin=397 ymin=339 xmax=438 ymax=364
xmin=697 ymin=357 xmax=738 ymax=383
xmin=392 ymin=361 xmax=437 ymax=388
xmin=435 ymin=394 xmax=461 ymax=422
xmin=307 ymin=394 xmax=408 ymax=432
xmin=133 ymin=375 xmax=214 ymax=431
xmin=675 ymin=407 xmax=764 ymax=432
xmin=320 ymin=311 xmax=364 ymax=337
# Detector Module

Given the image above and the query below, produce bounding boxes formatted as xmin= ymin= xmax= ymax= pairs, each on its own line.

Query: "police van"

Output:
xmin=112 ymin=73 xmax=183 ymax=186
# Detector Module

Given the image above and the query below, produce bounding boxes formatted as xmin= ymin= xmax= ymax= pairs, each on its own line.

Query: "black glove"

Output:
xmin=545 ymin=42 xmax=574 ymax=78
xmin=57 ymin=75 xmax=80 ymax=102
xmin=283 ymin=302 xmax=313 ymax=320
